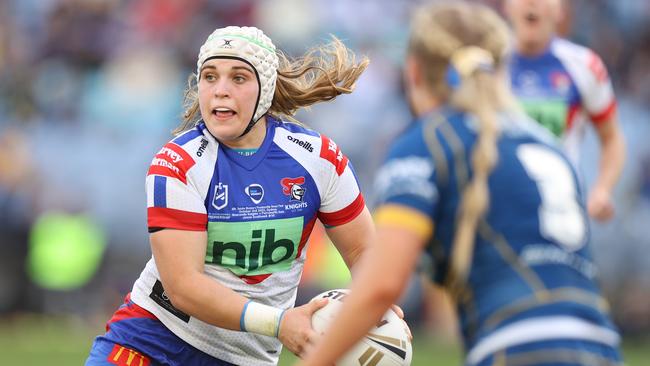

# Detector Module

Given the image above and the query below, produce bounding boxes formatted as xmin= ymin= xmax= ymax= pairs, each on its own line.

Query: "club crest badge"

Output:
xmin=281 ymin=177 xmax=306 ymax=202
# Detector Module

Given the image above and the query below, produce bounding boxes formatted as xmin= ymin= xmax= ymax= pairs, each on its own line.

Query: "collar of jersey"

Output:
xmin=512 ymin=37 xmax=557 ymax=63
xmin=218 ymin=115 xmax=278 ymax=171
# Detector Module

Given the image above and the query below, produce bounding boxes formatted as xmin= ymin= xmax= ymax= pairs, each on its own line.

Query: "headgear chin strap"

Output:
xmin=197 ymin=26 xmax=279 ymax=137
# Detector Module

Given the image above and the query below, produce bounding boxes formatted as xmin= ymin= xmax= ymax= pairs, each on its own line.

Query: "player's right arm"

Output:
xmin=150 ymin=229 xmax=247 ymax=330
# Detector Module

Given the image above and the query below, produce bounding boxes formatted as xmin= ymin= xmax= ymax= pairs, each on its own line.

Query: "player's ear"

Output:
xmin=550 ymin=0 xmax=566 ymax=25
xmin=404 ymin=55 xmax=422 ymax=91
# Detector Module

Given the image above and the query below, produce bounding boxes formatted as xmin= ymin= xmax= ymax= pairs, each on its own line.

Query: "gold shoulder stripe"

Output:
xmin=374 ymin=204 xmax=434 ymax=239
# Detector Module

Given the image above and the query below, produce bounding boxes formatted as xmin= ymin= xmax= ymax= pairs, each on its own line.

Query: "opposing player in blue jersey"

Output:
xmin=85 ymin=26 xmax=380 ymax=365
xmin=299 ymin=2 xmax=622 ymax=366
xmin=506 ymin=0 xmax=625 ymax=222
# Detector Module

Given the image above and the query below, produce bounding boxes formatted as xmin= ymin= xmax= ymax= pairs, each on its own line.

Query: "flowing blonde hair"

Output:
xmin=409 ymin=2 xmax=515 ymax=295
xmin=175 ymin=37 xmax=369 ymax=134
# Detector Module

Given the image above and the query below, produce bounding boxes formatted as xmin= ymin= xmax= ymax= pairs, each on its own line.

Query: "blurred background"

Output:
xmin=0 ymin=0 xmax=649 ymax=364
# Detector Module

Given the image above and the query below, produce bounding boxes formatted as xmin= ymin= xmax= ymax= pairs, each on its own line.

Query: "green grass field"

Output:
xmin=0 ymin=314 xmax=647 ymax=365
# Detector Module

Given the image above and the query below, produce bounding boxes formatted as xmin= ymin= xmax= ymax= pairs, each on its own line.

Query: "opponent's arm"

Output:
xmin=588 ymin=116 xmax=625 ymax=221
xmin=298 ymin=209 xmax=430 ymax=366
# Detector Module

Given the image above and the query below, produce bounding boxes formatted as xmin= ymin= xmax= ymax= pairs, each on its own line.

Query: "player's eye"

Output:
xmin=203 ymin=72 xmax=216 ymax=82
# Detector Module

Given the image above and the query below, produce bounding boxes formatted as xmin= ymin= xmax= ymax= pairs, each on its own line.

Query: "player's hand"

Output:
xmin=391 ymin=304 xmax=412 ymax=341
xmin=278 ymin=298 xmax=328 ymax=358
xmin=587 ymin=186 xmax=614 ymax=222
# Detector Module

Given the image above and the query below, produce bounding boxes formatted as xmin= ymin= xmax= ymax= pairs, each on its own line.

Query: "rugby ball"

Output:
xmin=310 ymin=289 xmax=412 ymax=366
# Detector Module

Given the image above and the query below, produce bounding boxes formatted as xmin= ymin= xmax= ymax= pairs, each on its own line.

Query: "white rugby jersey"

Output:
xmin=130 ymin=116 xmax=364 ymax=365
xmin=510 ymin=38 xmax=617 ymax=163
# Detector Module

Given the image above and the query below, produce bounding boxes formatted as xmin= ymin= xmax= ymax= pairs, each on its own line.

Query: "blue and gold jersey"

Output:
xmin=373 ymin=108 xmax=619 ymax=364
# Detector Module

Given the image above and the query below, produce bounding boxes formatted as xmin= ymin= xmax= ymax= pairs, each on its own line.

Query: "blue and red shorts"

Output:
xmin=85 ymin=293 xmax=235 ymax=366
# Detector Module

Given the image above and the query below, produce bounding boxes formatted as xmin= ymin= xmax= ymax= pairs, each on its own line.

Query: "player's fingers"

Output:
xmin=402 ymin=319 xmax=413 ymax=341
xmin=292 ymin=344 xmax=304 ymax=358
xmin=591 ymin=201 xmax=614 ymax=221
xmin=308 ymin=298 xmax=329 ymax=313
xmin=597 ymin=205 xmax=614 ymax=221
xmin=305 ymin=329 xmax=320 ymax=344
xmin=391 ymin=304 xmax=405 ymax=319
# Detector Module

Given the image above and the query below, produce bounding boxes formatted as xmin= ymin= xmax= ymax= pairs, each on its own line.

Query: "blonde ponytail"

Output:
xmin=448 ymin=68 xmax=502 ymax=292
xmin=408 ymin=2 xmax=515 ymax=296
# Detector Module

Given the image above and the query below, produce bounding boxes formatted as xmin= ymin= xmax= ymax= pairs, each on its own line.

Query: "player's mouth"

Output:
xmin=212 ymin=107 xmax=237 ymax=120
xmin=524 ymin=11 xmax=540 ymax=24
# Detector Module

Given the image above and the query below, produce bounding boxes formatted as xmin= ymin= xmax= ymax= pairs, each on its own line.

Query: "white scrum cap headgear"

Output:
xmin=197 ymin=26 xmax=279 ymax=134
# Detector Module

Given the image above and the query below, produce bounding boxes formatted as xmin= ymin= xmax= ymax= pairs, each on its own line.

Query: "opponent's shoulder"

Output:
xmin=387 ymin=120 xmax=428 ymax=157
xmin=147 ymin=123 xmax=217 ymax=183
xmin=387 ymin=110 xmax=466 ymax=160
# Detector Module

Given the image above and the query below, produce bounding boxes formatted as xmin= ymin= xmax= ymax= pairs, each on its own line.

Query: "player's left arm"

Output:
xmin=589 ymin=114 xmax=625 ymax=221
xmin=582 ymin=50 xmax=626 ymax=221
xmin=325 ymin=206 xmax=373 ymax=273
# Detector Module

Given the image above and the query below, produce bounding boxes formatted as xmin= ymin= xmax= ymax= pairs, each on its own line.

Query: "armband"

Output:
xmin=239 ymin=300 xmax=286 ymax=337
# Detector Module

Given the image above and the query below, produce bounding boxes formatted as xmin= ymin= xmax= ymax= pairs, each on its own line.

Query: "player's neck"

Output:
xmin=517 ymin=38 xmax=552 ymax=57
xmin=409 ymin=89 xmax=440 ymax=118
xmin=220 ymin=118 xmax=268 ymax=150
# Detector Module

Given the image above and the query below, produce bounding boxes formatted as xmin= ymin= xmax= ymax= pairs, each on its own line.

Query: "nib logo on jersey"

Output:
xmin=206 ymin=217 xmax=304 ymax=277
xmin=281 ymin=176 xmax=308 ymax=210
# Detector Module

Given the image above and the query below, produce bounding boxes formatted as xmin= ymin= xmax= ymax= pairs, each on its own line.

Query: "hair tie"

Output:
xmin=445 ymin=46 xmax=494 ymax=90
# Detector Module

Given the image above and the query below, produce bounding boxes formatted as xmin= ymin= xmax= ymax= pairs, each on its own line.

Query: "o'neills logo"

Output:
xmin=287 ymin=135 xmax=314 ymax=152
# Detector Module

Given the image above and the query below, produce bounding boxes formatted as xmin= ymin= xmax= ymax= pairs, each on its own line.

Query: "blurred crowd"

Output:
xmin=1 ymin=0 xmax=649 ymax=337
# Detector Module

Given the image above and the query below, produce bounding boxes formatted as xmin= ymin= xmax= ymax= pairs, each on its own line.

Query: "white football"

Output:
xmin=310 ymin=289 xmax=412 ymax=366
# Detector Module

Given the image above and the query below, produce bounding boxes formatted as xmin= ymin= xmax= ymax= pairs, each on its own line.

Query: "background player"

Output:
xmin=85 ymin=26 xmax=378 ymax=365
xmin=506 ymin=0 xmax=626 ymax=222
xmin=298 ymin=2 xmax=622 ymax=365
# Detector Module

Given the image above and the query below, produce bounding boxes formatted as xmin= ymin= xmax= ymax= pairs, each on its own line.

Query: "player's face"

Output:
xmin=198 ymin=58 xmax=260 ymax=145
xmin=505 ymin=0 xmax=562 ymax=51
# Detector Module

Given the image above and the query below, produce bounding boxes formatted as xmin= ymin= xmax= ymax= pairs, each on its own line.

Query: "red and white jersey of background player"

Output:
xmin=130 ymin=116 xmax=364 ymax=365
xmin=510 ymin=38 xmax=617 ymax=164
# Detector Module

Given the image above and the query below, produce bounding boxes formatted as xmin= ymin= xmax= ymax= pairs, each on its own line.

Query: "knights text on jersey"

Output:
xmin=373 ymin=109 xmax=619 ymax=362
xmin=130 ymin=116 xmax=364 ymax=365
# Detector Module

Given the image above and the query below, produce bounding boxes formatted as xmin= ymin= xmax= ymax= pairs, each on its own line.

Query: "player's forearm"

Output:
xmin=594 ymin=123 xmax=625 ymax=193
xmin=306 ymin=264 xmax=398 ymax=365
xmin=306 ymin=229 xmax=414 ymax=365
xmin=164 ymin=270 xmax=248 ymax=331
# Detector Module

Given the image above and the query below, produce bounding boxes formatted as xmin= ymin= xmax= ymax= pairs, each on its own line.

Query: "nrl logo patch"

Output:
xmin=212 ymin=182 xmax=228 ymax=210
